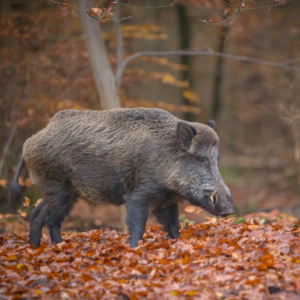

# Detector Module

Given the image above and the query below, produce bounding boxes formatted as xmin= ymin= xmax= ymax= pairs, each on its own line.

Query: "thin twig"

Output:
xmin=115 ymin=49 xmax=300 ymax=89
xmin=49 ymin=0 xmax=86 ymax=13
xmin=200 ymin=2 xmax=284 ymax=25
xmin=219 ymin=0 xmax=237 ymax=8
xmin=50 ymin=0 xmax=130 ymax=21
xmin=64 ymin=228 xmax=76 ymax=239
xmin=116 ymin=0 xmax=177 ymax=9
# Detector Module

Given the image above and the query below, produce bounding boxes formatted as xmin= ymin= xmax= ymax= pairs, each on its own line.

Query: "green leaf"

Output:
xmin=235 ymin=217 xmax=245 ymax=224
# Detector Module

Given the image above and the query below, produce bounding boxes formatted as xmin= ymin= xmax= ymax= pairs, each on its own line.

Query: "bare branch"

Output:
xmin=116 ymin=0 xmax=177 ymax=9
xmin=49 ymin=0 xmax=121 ymax=21
xmin=49 ymin=0 xmax=87 ymax=13
xmin=200 ymin=1 xmax=286 ymax=25
xmin=115 ymin=49 xmax=300 ymax=89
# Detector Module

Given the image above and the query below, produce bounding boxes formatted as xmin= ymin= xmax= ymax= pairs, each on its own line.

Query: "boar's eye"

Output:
xmin=198 ymin=157 xmax=208 ymax=165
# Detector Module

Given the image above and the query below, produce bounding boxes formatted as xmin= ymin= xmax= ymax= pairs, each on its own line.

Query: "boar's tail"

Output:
xmin=8 ymin=157 xmax=26 ymax=214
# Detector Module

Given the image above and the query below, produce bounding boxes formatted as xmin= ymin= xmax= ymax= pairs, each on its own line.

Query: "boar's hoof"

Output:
xmin=29 ymin=237 xmax=41 ymax=249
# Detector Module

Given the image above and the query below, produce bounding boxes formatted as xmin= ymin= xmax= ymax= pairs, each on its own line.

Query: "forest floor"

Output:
xmin=0 ymin=210 xmax=300 ymax=300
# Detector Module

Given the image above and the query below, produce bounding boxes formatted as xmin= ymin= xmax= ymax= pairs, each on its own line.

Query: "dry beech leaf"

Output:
xmin=278 ymin=244 xmax=290 ymax=254
xmin=35 ymin=198 xmax=43 ymax=207
xmin=18 ymin=209 xmax=27 ymax=217
xmin=232 ymin=252 xmax=242 ymax=260
xmin=18 ymin=177 xmax=26 ymax=187
xmin=185 ymin=206 xmax=196 ymax=213
xmin=211 ymin=217 xmax=217 ymax=224
xmin=0 ymin=213 xmax=299 ymax=299
xmin=40 ymin=266 xmax=51 ymax=273
xmin=248 ymin=225 xmax=259 ymax=231
xmin=23 ymin=197 xmax=30 ymax=207
xmin=271 ymin=248 xmax=280 ymax=257
xmin=5 ymin=255 xmax=16 ymax=261
xmin=0 ymin=179 xmax=7 ymax=187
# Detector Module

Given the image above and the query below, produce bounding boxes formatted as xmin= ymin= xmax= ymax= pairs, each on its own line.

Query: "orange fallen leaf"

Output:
xmin=181 ymin=232 xmax=194 ymax=240
xmin=35 ymin=198 xmax=43 ymax=207
xmin=248 ymin=225 xmax=259 ymax=230
xmin=23 ymin=197 xmax=30 ymax=207
xmin=5 ymin=255 xmax=17 ymax=261
xmin=0 ymin=179 xmax=7 ymax=187
xmin=25 ymin=178 xmax=31 ymax=187
xmin=82 ymin=273 xmax=94 ymax=282
xmin=232 ymin=252 xmax=242 ymax=260
xmin=18 ymin=177 xmax=26 ymax=187
xmin=271 ymin=248 xmax=280 ymax=257
xmin=184 ymin=206 xmax=196 ymax=213
xmin=18 ymin=209 xmax=27 ymax=217
xmin=40 ymin=266 xmax=51 ymax=273
xmin=211 ymin=217 xmax=217 ymax=224
xmin=186 ymin=291 xmax=197 ymax=296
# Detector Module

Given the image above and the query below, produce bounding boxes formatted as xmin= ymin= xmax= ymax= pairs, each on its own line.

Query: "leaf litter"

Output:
xmin=0 ymin=216 xmax=300 ymax=299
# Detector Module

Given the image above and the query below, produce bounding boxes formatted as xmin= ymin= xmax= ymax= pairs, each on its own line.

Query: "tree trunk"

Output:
xmin=211 ymin=25 xmax=230 ymax=120
xmin=76 ymin=0 xmax=121 ymax=109
xmin=77 ymin=0 xmax=127 ymax=231
xmin=177 ymin=3 xmax=196 ymax=122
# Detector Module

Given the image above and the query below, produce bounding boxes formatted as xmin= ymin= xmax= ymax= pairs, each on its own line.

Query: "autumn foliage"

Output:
xmin=1 ymin=216 xmax=300 ymax=299
xmin=1 ymin=1 xmax=300 ymax=298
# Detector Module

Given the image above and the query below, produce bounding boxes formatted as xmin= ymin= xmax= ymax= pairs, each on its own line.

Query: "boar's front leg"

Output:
xmin=125 ymin=191 xmax=149 ymax=248
xmin=153 ymin=203 xmax=180 ymax=239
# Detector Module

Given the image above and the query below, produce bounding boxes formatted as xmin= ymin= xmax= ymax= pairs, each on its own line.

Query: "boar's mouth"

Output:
xmin=217 ymin=207 xmax=235 ymax=218
xmin=188 ymin=192 xmax=235 ymax=218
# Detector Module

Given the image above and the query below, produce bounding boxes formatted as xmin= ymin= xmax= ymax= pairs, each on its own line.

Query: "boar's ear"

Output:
xmin=208 ymin=120 xmax=215 ymax=130
xmin=176 ymin=122 xmax=196 ymax=151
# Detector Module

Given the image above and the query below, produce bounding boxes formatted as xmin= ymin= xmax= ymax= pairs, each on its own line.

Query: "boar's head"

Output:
xmin=169 ymin=121 xmax=234 ymax=217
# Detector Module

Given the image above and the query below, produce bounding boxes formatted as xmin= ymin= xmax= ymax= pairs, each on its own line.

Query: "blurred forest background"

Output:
xmin=0 ymin=0 xmax=299 ymax=233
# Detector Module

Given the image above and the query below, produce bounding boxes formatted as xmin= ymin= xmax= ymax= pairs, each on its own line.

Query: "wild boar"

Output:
xmin=8 ymin=108 xmax=234 ymax=248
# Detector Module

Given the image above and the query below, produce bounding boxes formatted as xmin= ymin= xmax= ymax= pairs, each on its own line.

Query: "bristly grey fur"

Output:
xmin=9 ymin=108 xmax=234 ymax=248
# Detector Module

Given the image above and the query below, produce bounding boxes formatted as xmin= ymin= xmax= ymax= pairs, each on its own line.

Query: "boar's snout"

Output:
xmin=212 ymin=184 xmax=235 ymax=217
xmin=219 ymin=196 xmax=235 ymax=217
xmin=197 ymin=187 xmax=234 ymax=218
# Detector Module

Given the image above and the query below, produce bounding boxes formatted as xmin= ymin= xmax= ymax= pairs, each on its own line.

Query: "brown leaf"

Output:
xmin=23 ymin=197 xmax=30 ymax=207
xmin=18 ymin=209 xmax=27 ymax=217
xmin=81 ymin=273 xmax=94 ymax=282
xmin=248 ymin=225 xmax=259 ymax=231
xmin=40 ymin=266 xmax=51 ymax=273
xmin=35 ymin=198 xmax=43 ymax=207
xmin=0 ymin=179 xmax=7 ymax=187
xmin=5 ymin=255 xmax=17 ymax=261
xmin=278 ymin=244 xmax=290 ymax=254
xmin=184 ymin=206 xmax=196 ymax=213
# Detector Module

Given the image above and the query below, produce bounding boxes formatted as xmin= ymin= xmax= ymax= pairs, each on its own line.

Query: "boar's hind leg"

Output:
xmin=45 ymin=182 xmax=77 ymax=244
xmin=30 ymin=199 xmax=47 ymax=248
xmin=153 ymin=203 xmax=180 ymax=239
xmin=125 ymin=192 xmax=149 ymax=248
